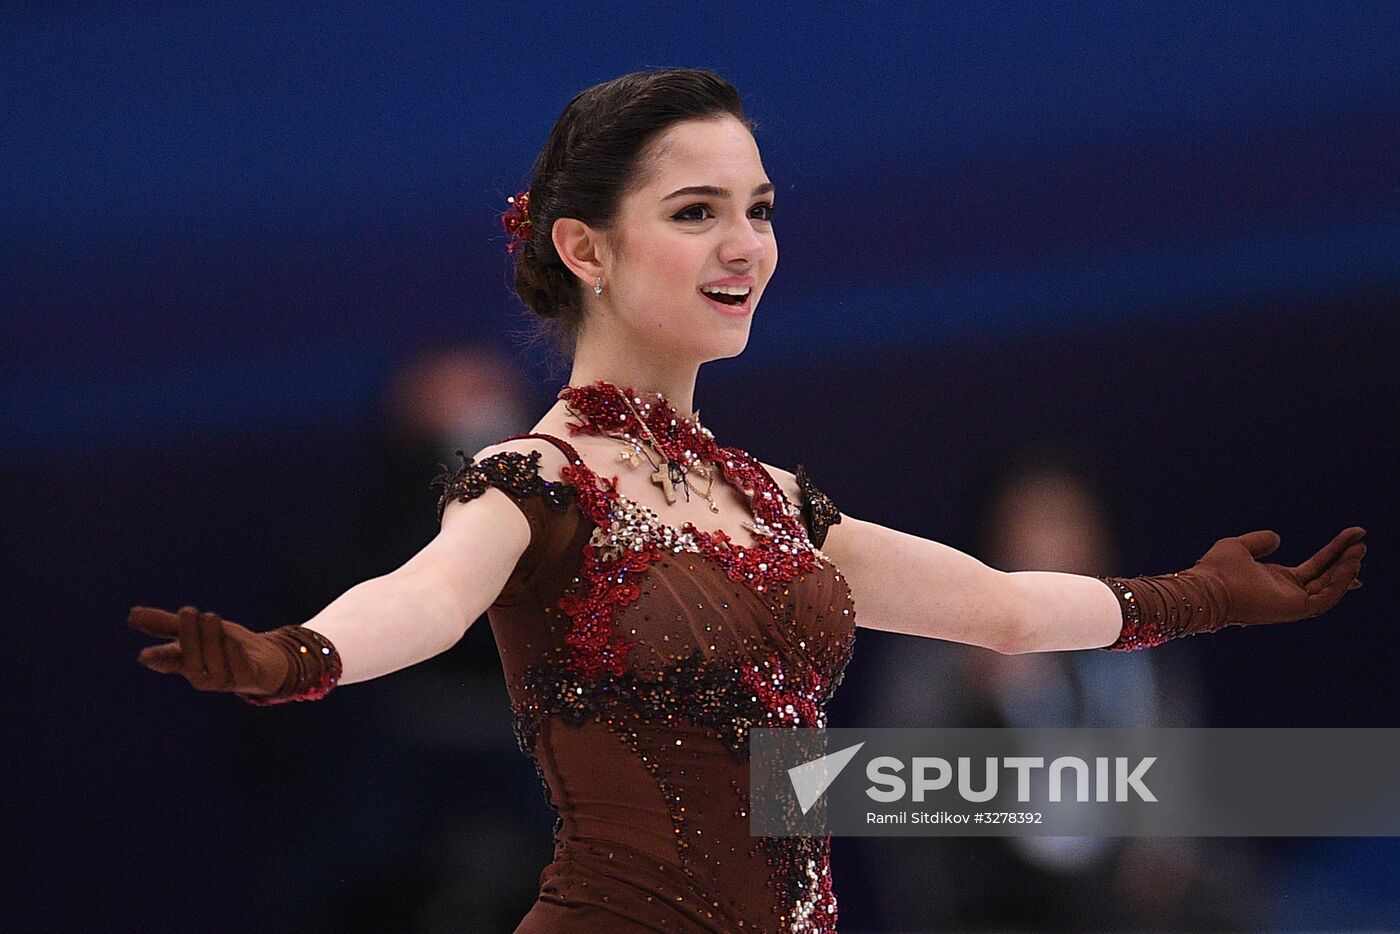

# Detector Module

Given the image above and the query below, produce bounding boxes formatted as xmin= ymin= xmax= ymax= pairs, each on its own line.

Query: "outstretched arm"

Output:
xmin=127 ymin=485 xmax=531 ymax=697
xmin=301 ymin=481 xmax=533 ymax=683
xmin=761 ymin=461 xmax=1043 ymax=653
xmin=820 ymin=515 xmax=1366 ymax=654
xmin=818 ymin=514 xmax=1132 ymax=653
xmin=129 ymin=439 xmax=563 ymax=701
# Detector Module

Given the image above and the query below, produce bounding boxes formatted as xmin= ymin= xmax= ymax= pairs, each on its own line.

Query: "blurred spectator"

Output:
xmin=856 ymin=442 xmax=1263 ymax=931
xmin=230 ymin=344 xmax=556 ymax=933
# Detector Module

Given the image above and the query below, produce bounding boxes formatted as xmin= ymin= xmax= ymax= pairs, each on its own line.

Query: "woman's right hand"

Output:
xmin=128 ymin=605 xmax=292 ymax=696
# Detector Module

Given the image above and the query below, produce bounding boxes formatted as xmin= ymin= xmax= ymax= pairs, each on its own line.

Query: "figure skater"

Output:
xmin=128 ymin=67 xmax=1367 ymax=933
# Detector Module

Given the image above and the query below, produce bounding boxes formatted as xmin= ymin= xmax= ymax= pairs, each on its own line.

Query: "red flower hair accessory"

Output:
xmin=502 ymin=189 xmax=533 ymax=254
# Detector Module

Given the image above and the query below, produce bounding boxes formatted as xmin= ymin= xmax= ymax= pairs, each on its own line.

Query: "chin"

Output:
xmin=707 ymin=332 xmax=751 ymax=362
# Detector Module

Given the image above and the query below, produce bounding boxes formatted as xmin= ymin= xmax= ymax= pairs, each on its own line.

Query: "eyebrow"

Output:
xmin=661 ymin=183 xmax=776 ymax=201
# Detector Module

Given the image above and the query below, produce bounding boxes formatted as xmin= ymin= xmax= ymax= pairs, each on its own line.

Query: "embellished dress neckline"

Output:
xmin=554 ymin=379 xmax=828 ymax=593
xmin=557 ymin=380 xmax=713 ymax=480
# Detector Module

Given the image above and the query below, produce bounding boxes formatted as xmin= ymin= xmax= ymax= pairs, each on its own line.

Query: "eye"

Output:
xmin=672 ymin=203 xmax=714 ymax=222
xmin=672 ymin=202 xmax=777 ymax=222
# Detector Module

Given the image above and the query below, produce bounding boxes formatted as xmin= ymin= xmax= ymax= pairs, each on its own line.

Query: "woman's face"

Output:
xmin=599 ymin=115 xmax=777 ymax=364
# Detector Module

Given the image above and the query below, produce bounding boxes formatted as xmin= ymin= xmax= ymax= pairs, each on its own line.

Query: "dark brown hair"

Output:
xmin=508 ymin=68 xmax=756 ymax=359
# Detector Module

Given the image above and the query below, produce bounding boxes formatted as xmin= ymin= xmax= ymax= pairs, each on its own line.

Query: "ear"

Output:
xmin=552 ymin=216 xmax=608 ymax=289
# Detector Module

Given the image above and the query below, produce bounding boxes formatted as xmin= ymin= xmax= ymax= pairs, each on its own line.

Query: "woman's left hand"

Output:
xmin=1192 ymin=526 xmax=1367 ymax=625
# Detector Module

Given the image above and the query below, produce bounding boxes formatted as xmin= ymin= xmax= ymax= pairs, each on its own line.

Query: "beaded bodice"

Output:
xmin=431 ymin=394 xmax=855 ymax=933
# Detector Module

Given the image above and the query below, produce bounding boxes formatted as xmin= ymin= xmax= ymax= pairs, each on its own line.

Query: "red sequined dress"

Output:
xmin=431 ymin=382 xmax=856 ymax=932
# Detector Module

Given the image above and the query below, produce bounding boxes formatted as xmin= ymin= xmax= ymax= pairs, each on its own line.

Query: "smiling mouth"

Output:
xmin=698 ymin=291 xmax=752 ymax=316
xmin=698 ymin=286 xmax=752 ymax=308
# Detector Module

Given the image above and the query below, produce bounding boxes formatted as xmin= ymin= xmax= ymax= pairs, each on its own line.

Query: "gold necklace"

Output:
xmin=612 ymin=392 xmax=720 ymax=512
xmin=616 ymin=392 xmax=722 ymax=506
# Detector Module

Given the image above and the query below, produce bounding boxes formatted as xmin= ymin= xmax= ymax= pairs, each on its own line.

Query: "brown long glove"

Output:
xmin=1099 ymin=526 xmax=1367 ymax=651
xmin=128 ymin=605 xmax=342 ymax=704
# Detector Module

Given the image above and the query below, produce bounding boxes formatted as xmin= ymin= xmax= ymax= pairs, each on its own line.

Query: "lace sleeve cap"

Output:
xmin=430 ymin=448 xmax=576 ymax=524
xmin=794 ymin=463 xmax=842 ymax=549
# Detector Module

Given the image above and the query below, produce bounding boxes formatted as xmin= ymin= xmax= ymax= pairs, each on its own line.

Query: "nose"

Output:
xmin=718 ymin=213 xmax=768 ymax=264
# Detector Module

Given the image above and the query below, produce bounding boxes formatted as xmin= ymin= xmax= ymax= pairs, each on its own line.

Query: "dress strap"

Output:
xmin=496 ymin=431 xmax=618 ymax=528
xmin=498 ymin=432 xmax=585 ymax=468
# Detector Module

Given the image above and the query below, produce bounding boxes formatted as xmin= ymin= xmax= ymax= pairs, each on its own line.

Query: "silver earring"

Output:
xmin=593 ymin=277 xmax=604 ymax=295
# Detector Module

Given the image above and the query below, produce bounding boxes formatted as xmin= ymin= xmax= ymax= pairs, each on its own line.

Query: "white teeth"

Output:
xmin=700 ymin=285 xmax=751 ymax=296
